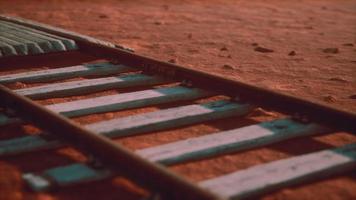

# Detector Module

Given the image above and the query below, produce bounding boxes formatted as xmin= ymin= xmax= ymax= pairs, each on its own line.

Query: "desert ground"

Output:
xmin=0 ymin=0 xmax=355 ymax=200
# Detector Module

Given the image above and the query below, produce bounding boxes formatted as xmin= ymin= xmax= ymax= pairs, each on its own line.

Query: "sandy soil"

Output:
xmin=0 ymin=0 xmax=356 ymax=200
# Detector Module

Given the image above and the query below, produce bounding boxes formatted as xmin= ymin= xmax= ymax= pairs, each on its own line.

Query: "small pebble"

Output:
xmin=251 ymin=43 xmax=258 ymax=46
xmin=104 ymin=113 xmax=114 ymax=119
xmin=323 ymin=95 xmax=336 ymax=103
xmin=323 ymin=48 xmax=339 ymax=54
xmin=98 ymin=14 xmax=108 ymax=19
xmin=349 ymin=95 xmax=356 ymax=99
xmin=288 ymin=51 xmax=296 ymax=56
xmin=222 ymin=64 xmax=235 ymax=70
xmin=13 ymin=82 xmax=26 ymax=88
xmin=168 ymin=58 xmax=177 ymax=63
xmin=342 ymin=43 xmax=354 ymax=47
xmin=220 ymin=46 xmax=228 ymax=51
xmin=329 ymin=77 xmax=348 ymax=83
xmin=154 ymin=21 xmax=163 ymax=25
xmin=254 ymin=46 xmax=274 ymax=53
xmin=227 ymin=55 xmax=232 ymax=58
xmin=187 ymin=33 xmax=192 ymax=39
xmin=162 ymin=5 xmax=169 ymax=10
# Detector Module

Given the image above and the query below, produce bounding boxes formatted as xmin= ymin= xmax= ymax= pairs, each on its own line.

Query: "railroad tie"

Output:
xmin=22 ymin=119 xmax=331 ymax=191
xmin=0 ymin=62 xmax=134 ymax=84
xmin=0 ymin=20 xmax=77 ymax=57
xmin=0 ymin=36 xmax=28 ymax=55
xmin=46 ymin=86 xmax=212 ymax=117
xmin=0 ymin=31 xmax=45 ymax=54
xmin=0 ymin=20 xmax=77 ymax=50
xmin=199 ymin=143 xmax=356 ymax=199
xmin=14 ymin=74 xmax=169 ymax=99
xmin=0 ymin=21 xmax=67 ymax=51
xmin=0 ymin=40 xmax=18 ymax=56
xmin=0 ymin=100 xmax=251 ymax=156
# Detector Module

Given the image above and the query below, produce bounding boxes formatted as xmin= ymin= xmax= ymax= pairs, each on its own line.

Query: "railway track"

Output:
xmin=0 ymin=15 xmax=355 ymax=200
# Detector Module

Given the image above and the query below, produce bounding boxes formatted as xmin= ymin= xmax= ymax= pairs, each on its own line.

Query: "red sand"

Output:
xmin=0 ymin=0 xmax=355 ymax=200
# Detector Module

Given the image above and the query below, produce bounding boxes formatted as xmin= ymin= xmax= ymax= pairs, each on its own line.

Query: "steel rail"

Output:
xmin=1 ymin=15 xmax=353 ymax=133
xmin=0 ymin=85 xmax=222 ymax=200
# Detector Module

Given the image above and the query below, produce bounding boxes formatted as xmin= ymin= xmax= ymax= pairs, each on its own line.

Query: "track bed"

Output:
xmin=0 ymin=15 xmax=355 ymax=200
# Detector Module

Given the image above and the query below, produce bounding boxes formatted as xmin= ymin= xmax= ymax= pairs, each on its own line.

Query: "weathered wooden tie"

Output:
xmin=0 ymin=40 xmax=18 ymax=56
xmin=1 ymin=20 xmax=78 ymax=50
xmin=0 ymin=100 xmax=251 ymax=156
xmin=0 ymin=31 xmax=45 ymax=54
xmin=46 ymin=86 xmax=211 ymax=117
xmin=199 ymin=143 xmax=356 ymax=199
xmin=0 ymin=20 xmax=77 ymax=56
xmin=15 ymin=74 xmax=169 ymax=99
xmin=22 ymin=119 xmax=330 ymax=191
xmin=23 ymin=163 xmax=112 ymax=191
xmin=86 ymin=100 xmax=250 ymax=137
xmin=0 ymin=35 xmax=28 ymax=55
xmin=136 ymin=118 xmax=330 ymax=164
xmin=0 ymin=85 xmax=208 ymax=126
xmin=0 ymin=21 xmax=68 ymax=51
xmin=0 ymin=30 xmax=53 ymax=53
xmin=0 ymin=62 xmax=133 ymax=84
xmin=1 ymin=32 xmax=51 ymax=53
